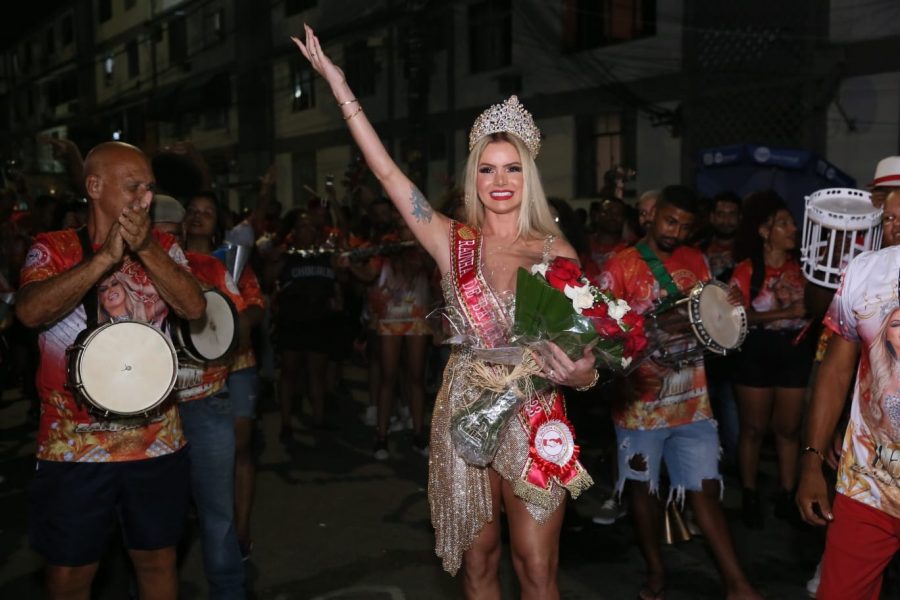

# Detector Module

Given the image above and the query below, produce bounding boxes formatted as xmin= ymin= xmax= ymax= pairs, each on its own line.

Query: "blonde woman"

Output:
xmin=293 ymin=26 xmax=598 ymax=599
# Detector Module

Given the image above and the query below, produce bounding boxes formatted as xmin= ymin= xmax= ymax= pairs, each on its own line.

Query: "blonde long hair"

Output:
xmin=868 ymin=306 xmax=900 ymax=425
xmin=463 ymin=132 xmax=561 ymax=240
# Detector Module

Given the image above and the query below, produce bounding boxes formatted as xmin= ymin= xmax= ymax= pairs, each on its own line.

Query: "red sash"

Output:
xmin=450 ymin=220 xmax=592 ymax=505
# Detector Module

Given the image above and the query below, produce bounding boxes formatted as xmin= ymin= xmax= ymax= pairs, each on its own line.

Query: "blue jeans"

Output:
xmin=179 ymin=392 xmax=245 ymax=599
xmin=228 ymin=368 xmax=259 ymax=419
xmin=615 ymin=420 xmax=722 ymax=507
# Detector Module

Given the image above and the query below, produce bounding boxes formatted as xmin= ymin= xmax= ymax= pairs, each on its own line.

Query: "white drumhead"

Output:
xmin=806 ymin=188 xmax=880 ymax=230
xmin=189 ymin=290 xmax=236 ymax=361
xmin=696 ymin=284 xmax=744 ymax=349
xmin=79 ymin=322 xmax=176 ymax=414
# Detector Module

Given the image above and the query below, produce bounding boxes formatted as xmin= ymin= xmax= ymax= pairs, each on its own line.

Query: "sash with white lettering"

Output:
xmin=450 ymin=220 xmax=592 ymax=506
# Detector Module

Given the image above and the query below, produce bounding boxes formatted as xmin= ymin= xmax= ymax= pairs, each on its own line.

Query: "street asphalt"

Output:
xmin=0 ymin=364 xmax=892 ymax=599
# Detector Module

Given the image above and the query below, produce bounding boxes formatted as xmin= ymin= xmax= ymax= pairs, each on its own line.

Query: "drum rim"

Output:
xmin=69 ymin=320 xmax=178 ymax=417
xmin=176 ymin=288 xmax=240 ymax=363
xmin=687 ymin=280 xmax=748 ymax=354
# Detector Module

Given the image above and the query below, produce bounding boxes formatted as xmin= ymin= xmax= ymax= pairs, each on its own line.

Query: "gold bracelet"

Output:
xmin=343 ymin=105 xmax=363 ymax=121
xmin=574 ymin=369 xmax=600 ymax=392
xmin=802 ymin=446 xmax=826 ymax=462
xmin=337 ymin=98 xmax=358 ymax=107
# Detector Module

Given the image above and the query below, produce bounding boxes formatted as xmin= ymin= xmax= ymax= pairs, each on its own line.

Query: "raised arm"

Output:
xmin=291 ymin=25 xmax=450 ymax=273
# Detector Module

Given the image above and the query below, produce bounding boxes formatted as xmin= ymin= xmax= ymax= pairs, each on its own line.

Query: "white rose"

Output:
xmin=564 ymin=283 xmax=595 ymax=313
xmin=531 ymin=262 xmax=549 ymax=277
xmin=607 ymin=298 xmax=631 ymax=321
xmin=621 ymin=356 xmax=632 ymax=369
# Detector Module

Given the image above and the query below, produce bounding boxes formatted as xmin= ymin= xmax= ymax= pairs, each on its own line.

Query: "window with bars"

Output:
xmin=561 ymin=0 xmax=656 ymax=52
xmin=127 ymin=41 xmax=139 ymax=79
xmin=468 ymin=0 xmax=512 ymax=73
xmin=291 ymin=62 xmax=316 ymax=111
xmin=594 ymin=113 xmax=623 ymax=193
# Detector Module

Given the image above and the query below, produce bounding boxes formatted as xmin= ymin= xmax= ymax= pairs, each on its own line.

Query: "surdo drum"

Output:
xmin=173 ymin=288 xmax=238 ymax=363
xmin=801 ymin=188 xmax=882 ymax=289
xmin=647 ymin=280 xmax=748 ymax=369
xmin=66 ymin=320 xmax=178 ymax=417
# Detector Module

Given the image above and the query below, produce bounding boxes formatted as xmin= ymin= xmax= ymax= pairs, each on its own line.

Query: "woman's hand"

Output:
xmin=291 ymin=24 xmax=346 ymax=87
xmin=537 ymin=342 xmax=597 ymax=389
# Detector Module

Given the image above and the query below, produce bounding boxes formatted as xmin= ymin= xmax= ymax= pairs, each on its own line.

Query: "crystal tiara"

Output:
xmin=468 ymin=95 xmax=541 ymax=158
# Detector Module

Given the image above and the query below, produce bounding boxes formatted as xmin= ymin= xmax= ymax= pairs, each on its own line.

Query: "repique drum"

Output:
xmin=173 ymin=288 xmax=238 ymax=363
xmin=801 ymin=188 xmax=882 ymax=289
xmin=66 ymin=320 xmax=178 ymax=417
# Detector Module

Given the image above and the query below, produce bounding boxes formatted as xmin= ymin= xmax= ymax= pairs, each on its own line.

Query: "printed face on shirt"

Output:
xmin=476 ymin=140 xmax=524 ymax=215
xmin=649 ymin=202 xmax=695 ymax=253
xmin=885 ymin=307 xmax=900 ymax=359
xmin=98 ymin=275 xmax=128 ymax=319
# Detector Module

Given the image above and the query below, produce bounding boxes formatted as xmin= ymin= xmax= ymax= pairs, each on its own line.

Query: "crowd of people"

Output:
xmin=3 ymin=23 xmax=900 ymax=600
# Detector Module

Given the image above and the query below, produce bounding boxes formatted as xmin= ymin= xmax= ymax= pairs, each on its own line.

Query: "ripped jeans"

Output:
xmin=614 ymin=419 xmax=722 ymax=507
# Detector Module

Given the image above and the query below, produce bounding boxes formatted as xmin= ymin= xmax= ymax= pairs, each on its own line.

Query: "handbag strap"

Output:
xmin=75 ymin=226 xmax=99 ymax=329
xmin=635 ymin=240 xmax=682 ymax=313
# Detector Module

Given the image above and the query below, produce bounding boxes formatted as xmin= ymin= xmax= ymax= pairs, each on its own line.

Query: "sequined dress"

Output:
xmin=428 ymin=223 xmax=593 ymax=575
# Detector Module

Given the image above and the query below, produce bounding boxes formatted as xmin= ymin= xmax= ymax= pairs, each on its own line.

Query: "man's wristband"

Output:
xmin=802 ymin=446 xmax=826 ymax=462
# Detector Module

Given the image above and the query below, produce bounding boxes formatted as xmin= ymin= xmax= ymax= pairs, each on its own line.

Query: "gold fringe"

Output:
xmin=563 ymin=469 xmax=595 ymax=500
xmin=512 ymin=478 xmax=558 ymax=510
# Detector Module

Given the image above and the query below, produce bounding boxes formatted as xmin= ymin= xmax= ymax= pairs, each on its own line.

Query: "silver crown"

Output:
xmin=468 ymin=95 xmax=541 ymax=158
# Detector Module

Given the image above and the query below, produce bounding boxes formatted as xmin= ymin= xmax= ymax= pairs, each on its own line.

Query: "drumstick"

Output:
xmin=791 ymin=321 xmax=812 ymax=346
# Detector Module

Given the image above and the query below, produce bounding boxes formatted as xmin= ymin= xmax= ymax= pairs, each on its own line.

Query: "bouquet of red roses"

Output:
xmin=514 ymin=257 xmax=648 ymax=372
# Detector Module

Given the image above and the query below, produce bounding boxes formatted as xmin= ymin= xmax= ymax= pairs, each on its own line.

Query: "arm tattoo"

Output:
xmin=409 ymin=185 xmax=434 ymax=224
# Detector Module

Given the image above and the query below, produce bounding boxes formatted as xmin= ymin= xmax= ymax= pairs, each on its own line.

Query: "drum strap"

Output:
xmin=75 ymin=226 xmax=100 ymax=328
xmin=635 ymin=241 xmax=682 ymax=313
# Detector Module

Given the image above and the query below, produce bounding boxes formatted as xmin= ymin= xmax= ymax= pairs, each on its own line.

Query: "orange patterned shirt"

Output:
xmin=20 ymin=229 xmax=188 ymax=462
xmin=176 ymin=252 xmax=246 ymax=402
xmin=597 ymin=245 xmax=713 ymax=430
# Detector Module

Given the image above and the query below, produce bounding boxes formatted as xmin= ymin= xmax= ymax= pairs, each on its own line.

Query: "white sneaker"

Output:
xmin=592 ymin=497 xmax=627 ymax=525
xmin=806 ymin=559 xmax=822 ymax=598
xmin=363 ymin=405 xmax=377 ymax=427
xmin=374 ymin=439 xmax=389 ymax=461
xmin=388 ymin=415 xmax=404 ymax=433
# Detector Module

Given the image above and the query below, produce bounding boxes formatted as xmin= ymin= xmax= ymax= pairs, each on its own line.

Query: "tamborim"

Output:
xmin=801 ymin=187 xmax=882 ymax=289
xmin=66 ymin=320 xmax=178 ymax=417
xmin=647 ymin=280 xmax=747 ymax=369
xmin=174 ymin=288 xmax=238 ymax=363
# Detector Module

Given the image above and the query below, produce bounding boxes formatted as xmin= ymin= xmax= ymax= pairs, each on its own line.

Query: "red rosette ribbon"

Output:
xmin=527 ymin=413 xmax=582 ymax=481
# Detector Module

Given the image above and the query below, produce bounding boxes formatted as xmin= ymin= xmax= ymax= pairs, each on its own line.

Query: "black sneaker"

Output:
xmin=742 ymin=488 xmax=764 ymax=530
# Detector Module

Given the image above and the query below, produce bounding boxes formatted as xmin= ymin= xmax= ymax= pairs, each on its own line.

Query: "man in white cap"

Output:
xmin=151 ymin=194 xmax=185 ymax=235
xmin=868 ymin=156 xmax=900 ymax=209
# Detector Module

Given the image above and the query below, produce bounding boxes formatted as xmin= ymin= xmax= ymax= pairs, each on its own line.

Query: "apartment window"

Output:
xmin=291 ymin=62 xmax=315 ymax=111
xmin=169 ymin=16 xmax=187 ymax=64
xmin=104 ymin=54 xmax=114 ymax=85
xmin=98 ymin=0 xmax=112 ymax=23
xmin=207 ymin=8 xmax=225 ymax=41
xmin=594 ymin=113 xmax=622 ymax=192
xmin=344 ymin=41 xmax=376 ymax=97
xmin=127 ymin=40 xmax=139 ymax=79
xmin=61 ymin=14 xmax=74 ymax=46
xmin=468 ymin=0 xmax=511 ymax=73
xmin=562 ymin=0 xmax=656 ymax=51
xmin=285 ymin=0 xmax=317 ymax=16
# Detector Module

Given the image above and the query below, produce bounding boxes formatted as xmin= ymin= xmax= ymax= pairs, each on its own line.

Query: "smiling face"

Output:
xmin=475 ymin=140 xmax=524 ymax=215
xmin=98 ymin=276 xmax=127 ymax=317
xmin=185 ymin=196 xmax=218 ymax=240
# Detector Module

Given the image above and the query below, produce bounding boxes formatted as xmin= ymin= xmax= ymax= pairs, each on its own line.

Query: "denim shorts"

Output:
xmin=227 ymin=367 xmax=259 ymax=419
xmin=29 ymin=448 xmax=190 ymax=566
xmin=614 ymin=419 xmax=721 ymax=506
